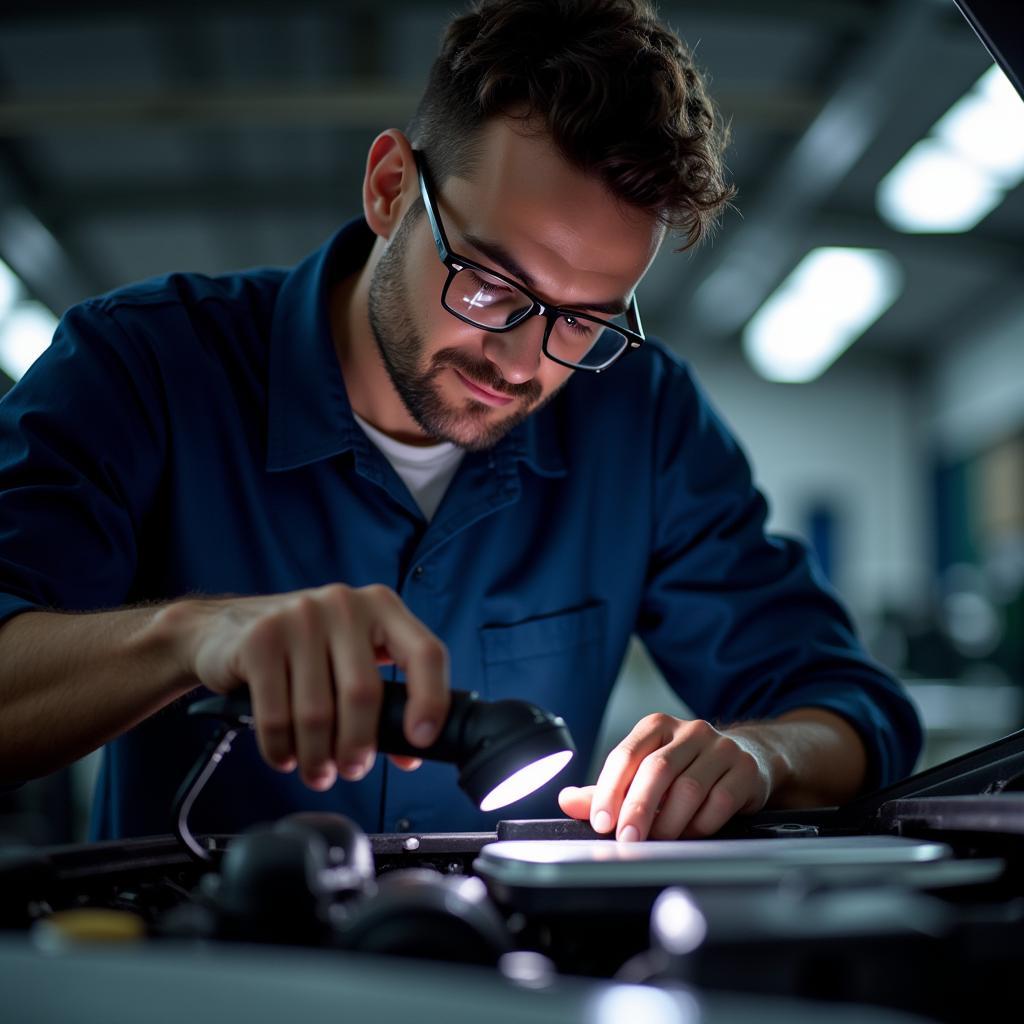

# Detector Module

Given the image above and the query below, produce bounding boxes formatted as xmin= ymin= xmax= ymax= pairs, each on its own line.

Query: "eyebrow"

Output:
xmin=461 ymin=231 xmax=629 ymax=317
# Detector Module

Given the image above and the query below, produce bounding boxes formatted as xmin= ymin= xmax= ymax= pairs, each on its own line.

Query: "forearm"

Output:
xmin=0 ymin=604 xmax=197 ymax=782
xmin=724 ymin=707 xmax=869 ymax=809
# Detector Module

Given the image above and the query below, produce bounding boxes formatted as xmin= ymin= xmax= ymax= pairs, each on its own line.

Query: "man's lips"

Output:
xmin=453 ymin=369 xmax=515 ymax=407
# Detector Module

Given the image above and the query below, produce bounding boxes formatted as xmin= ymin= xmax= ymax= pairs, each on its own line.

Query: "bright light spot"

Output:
xmin=0 ymin=301 xmax=58 ymax=381
xmin=463 ymin=288 xmax=489 ymax=311
xmin=588 ymin=984 xmax=699 ymax=1024
xmin=935 ymin=67 xmax=1024 ymax=184
xmin=479 ymin=750 xmax=573 ymax=811
xmin=498 ymin=951 xmax=556 ymax=989
xmin=743 ymin=247 xmax=902 ymax=383
xmin=0 ymin=260 xmax=20 ymax=320
xmin=878 ymin=64 xmax=1024 ymax=233
xmin=452 ymin=875 xmax=488 ymax=904
xmin=652 ymin=888 xmax=707 ymax=955
xmin=877 ymin=138 xmax=1003 ymax=233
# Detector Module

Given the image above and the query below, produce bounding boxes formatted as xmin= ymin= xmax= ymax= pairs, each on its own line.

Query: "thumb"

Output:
xmin=558 ymin=784 xmax=595 ymax=820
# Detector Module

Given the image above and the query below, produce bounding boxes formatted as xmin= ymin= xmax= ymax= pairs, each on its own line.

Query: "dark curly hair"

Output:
xmin=407 ymin=0 xmax=735 ymax=249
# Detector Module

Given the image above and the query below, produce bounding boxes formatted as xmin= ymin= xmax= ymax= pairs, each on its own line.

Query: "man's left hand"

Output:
xmin=558 ymin=713 xmax=777 ymax=841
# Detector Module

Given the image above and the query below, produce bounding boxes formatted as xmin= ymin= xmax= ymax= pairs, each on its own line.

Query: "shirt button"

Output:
xmin=395 ymin=817 xmax=412 ymax=832
xmin=412 ymin=566 xmax=424 ymax=580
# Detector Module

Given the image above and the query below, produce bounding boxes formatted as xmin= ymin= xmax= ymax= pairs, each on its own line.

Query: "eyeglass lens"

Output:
xmin=445 ymin=265 xmax=630 ymax=370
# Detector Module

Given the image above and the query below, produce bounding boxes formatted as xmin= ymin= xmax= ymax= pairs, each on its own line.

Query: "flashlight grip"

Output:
xmin=377 ymin=680 xmax=479 ymax=765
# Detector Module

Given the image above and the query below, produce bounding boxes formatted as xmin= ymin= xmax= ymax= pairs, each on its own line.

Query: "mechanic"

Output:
xmin=0 ymin=0 xmax=922 ymax=842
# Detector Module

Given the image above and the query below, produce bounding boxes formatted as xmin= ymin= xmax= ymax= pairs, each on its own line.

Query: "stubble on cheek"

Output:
xmin=366 ymin=210 xmax=557 ymax=450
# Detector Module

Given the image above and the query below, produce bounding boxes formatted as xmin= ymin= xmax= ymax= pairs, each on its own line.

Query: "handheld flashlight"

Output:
xmin=175 ymin=683 xmax=576 ymax=860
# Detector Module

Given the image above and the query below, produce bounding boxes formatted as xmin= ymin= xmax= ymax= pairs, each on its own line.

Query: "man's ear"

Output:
xmin=362 ymin=129 xmax=417 ymax=240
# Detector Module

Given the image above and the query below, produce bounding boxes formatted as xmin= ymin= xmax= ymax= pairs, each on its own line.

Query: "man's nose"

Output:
xmin=481 ymin=316 xmax=544 ymax=384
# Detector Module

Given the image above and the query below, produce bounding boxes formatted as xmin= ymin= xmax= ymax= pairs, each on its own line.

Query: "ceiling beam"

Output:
xmin=0 ymin=84 xmax=828 ymax=137
xmin=0 ymin=0 xmax=884 ymax=30
xmin=32 ymin=182 xmax=1024 ymax=282
xmin=0 ymin=85 xmax=421 ymax=136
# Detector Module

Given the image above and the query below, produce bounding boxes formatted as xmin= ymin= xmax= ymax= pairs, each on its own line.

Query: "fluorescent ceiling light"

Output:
xmin=0 ymin=259 xmax=20 ymax=321
xmin=0 ymin=301 xmax=58 ymax=381
xmin=743 ymin=247 xmax=902 ymax=383
xmin=934 ymin=65 xmax=1024 ymax=185
xmin=878 ymin=64 xmax=1024 ymax=233
xmin=877 ymin=138 xmax=1003 ymax=233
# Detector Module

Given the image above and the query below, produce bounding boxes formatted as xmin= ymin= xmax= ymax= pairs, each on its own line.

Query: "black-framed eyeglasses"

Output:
xmin=414 ymin=150 xmax=645 ymax=373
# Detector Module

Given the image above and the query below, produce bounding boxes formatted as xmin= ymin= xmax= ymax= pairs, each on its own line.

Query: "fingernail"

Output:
xmin=619 ymin=825 xmax=640 ymax=843
xmin=411 ymin=720 xmax=437 ymax=746
xmin=341 ymin=757 xmax=370 ymax=780
xmin=593 ymin=810 xmax=612 ymax=833
xmin=309 ymin=765 xmax=337 ymax=789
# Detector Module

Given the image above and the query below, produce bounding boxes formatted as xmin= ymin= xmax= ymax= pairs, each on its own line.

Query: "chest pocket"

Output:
xmin=479 ymin=601 xmax=607 ymax=729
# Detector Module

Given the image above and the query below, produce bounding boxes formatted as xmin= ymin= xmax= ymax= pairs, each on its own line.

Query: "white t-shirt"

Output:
xmin=352 ymin=412 xmax=465 ymax=521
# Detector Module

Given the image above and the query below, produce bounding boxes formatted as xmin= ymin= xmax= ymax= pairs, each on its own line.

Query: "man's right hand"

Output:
xmin=165 ymin=584 xmax=450 ymax=790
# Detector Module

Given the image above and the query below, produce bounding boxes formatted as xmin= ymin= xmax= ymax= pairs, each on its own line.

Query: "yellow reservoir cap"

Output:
xmin=33 ymin=908 xmax=146 ymax=950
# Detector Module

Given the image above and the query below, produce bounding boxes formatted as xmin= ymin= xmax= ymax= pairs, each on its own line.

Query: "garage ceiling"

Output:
xmin=0 ymin=0 xmax=1017 ymax=374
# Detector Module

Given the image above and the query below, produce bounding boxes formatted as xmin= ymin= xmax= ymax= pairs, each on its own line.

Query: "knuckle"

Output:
xmin=688 ymin=719 xmax=716 ymax=740
xmin=644 ymin=751 xmax=676 ymax=779
xmin=341 ymin=677 xmax=382 ymax=709
xmin=319 ymin=583 xmax=351 ymax=602
xmin=609 ymin=742 xmax=638 ymax=767
xmin=258 ymin=713 xmax=292 ymax=736
xmin=287 ymin=594 xmax=320 ymax=630
xmin=363 ymin=583 xmax=399 ymax=607
xmin=640 ymin=712 xmax=672 ymax=732
xmin=709 ymin=785 xmax=740 ymax=812
xmin=296 ymin=708 xmax=334 ymax=733
xmin=244 ymin=616 xmax=285 ymax=655
xmin=322 ymin=583 xmax=356 ymax=617
xmin=415 ymin=638 xmax=448 ymax=672
xmin=627 ymin=799 xmax=654 ymax=819
xmin=671 ymin=774 xmax=705 ymax=804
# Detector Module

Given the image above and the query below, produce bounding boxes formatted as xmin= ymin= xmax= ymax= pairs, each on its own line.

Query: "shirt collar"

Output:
xmin=266 ymin=216 xmax=566 ymax=478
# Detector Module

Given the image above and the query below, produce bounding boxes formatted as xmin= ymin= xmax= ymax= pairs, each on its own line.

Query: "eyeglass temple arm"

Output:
xmin=628 ymin=294 xmax=645 ymax=339
xmin=413 ymin=151 xmax=452 ymax=264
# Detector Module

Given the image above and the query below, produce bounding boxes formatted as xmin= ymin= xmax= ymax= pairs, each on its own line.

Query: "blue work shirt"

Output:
xmin=0 ymin=218 xmax=923 ymax=840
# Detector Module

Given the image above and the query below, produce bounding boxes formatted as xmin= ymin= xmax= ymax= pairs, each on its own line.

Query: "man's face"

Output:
xmin=367 ymin=119 xmax=663 ymax=451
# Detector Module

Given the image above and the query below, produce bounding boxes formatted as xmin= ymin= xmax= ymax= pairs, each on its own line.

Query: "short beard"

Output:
xmin=367 ymin=206 xmax=550 ymax=452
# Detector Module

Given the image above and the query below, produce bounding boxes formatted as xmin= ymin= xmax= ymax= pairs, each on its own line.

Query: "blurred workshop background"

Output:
xmin=1 ymin=0 xmax=1022 ymax=844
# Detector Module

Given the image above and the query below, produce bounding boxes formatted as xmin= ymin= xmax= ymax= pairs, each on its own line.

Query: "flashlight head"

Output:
xmin=458 ymin=700 xmax=576 ymax=811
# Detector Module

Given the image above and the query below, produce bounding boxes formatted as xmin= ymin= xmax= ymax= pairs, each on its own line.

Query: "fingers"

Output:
xmin=204 ymin=584 xmax=447 ymax=790
xmin=558 ymin=785 xmax=593 ymax=820
xmin=355 ymin=585 xmax=450 ymax=750
xmin=641 ymin=752 xmax=729 ymax=840
xmin=321 ymin=587 xmax=384 ymax=780
xmin=287 ymin=596 xmax=337 ymax=790
xmin=319 ymin=582 xmax=448 ymax=776
xmin=680 ymin=756 xmax=766 ymax=838
xmin=388 ymin=753 xmax=423 ymax=772
xmin=584 ymin=717 xmax=765 ymax=842
xmin=242 ymin=621 xmax=295 ymax=773
xmin=588 ymin=713 xmax=677 ymax=835
xmin=616 ymin=737 xmax=723 ymax=842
